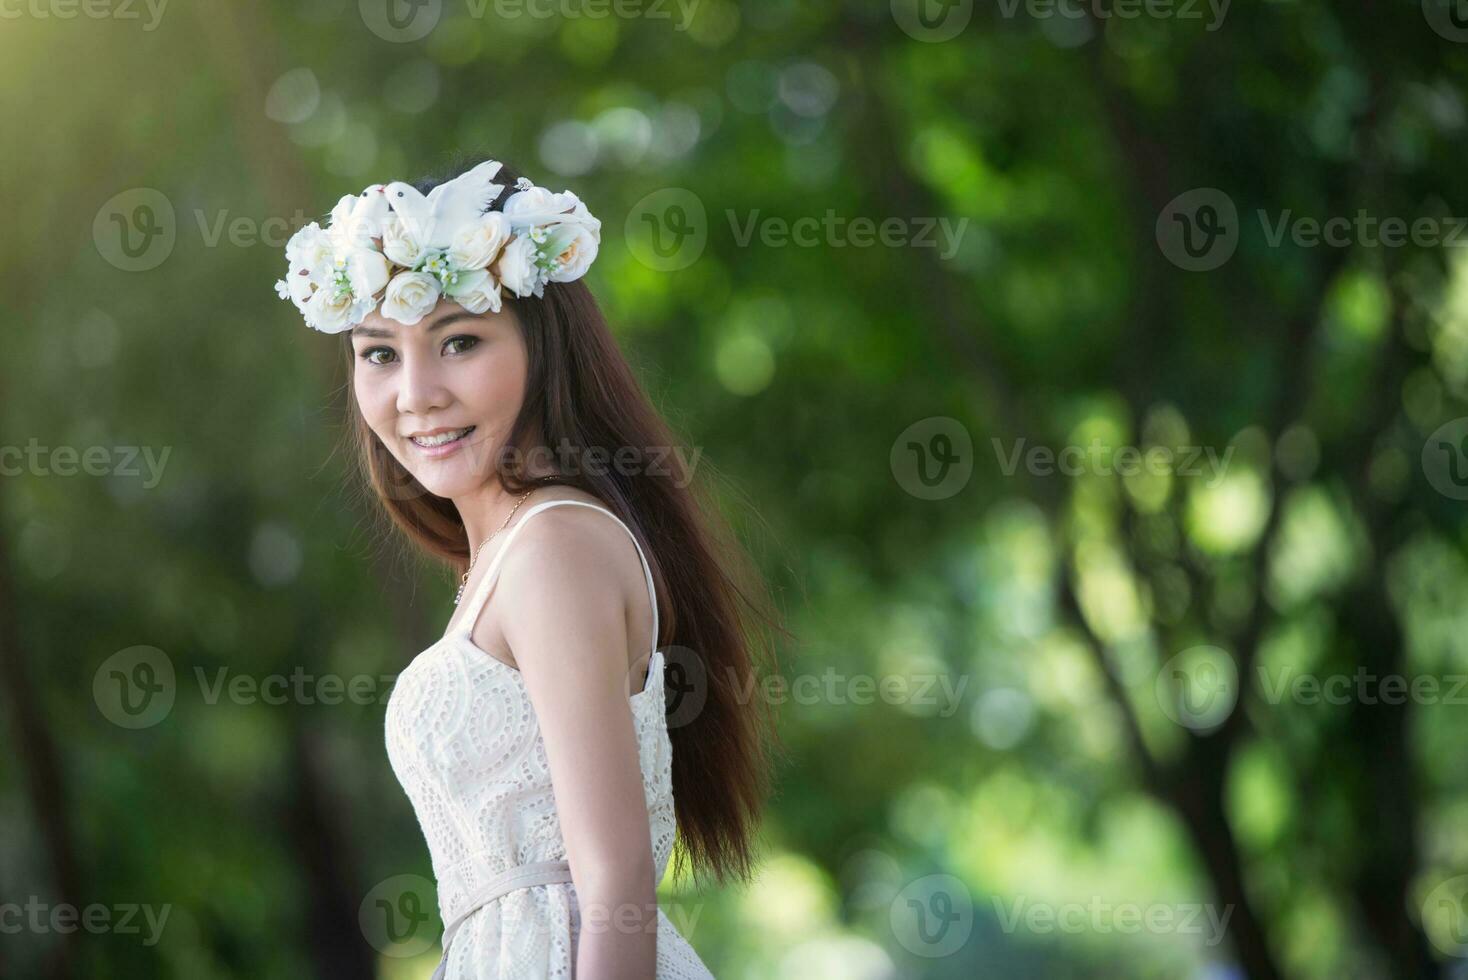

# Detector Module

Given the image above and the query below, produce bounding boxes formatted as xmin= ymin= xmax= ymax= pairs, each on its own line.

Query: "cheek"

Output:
xmin=464 ymin=347 xmax=527 ymax=417
xmin=353 ymin=369 xmax=395 ymax=433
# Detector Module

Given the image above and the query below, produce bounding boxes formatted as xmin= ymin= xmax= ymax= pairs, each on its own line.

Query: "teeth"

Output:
xmin=411 ymin=427 xmax=472 ymax=447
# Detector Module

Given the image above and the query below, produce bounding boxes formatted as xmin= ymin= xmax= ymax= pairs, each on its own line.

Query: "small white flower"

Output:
xmin=448 ymin=212 xmax=512 ymax=272
xmin=274 ymin=278 xmax=290 ymax=300
xmin=381 ymin=271 xmax=442 ymax=325
xmin=446 ymin=267 xmax=503 ymax=315
xmin=494 ymin=234 xmax=541 ymax=299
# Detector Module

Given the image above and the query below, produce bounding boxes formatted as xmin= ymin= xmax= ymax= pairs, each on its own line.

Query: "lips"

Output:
xmin=409 ymin=426 xmax=475 ymax=448
xmin=406 ymin=426 xmax=477 ymax=459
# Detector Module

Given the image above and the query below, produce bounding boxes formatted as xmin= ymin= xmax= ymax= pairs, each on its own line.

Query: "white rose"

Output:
xmin=542 ymin=222 xmax=599 ymax=282
xmin=285 ymin=222 xmax=334 ymax=282
xmin=494 ymin=234 xmax=541 ymax=298
xmin=448 ymin=212 xmax=512 ymax=271
xmin=381 ymin=271 xmax=442 ymax=325
xmin=381 ymin=212 xmax=425 ymax=269
xmin=445 ymin=267 xmax=502 ymax=315
xmin=305 ymin=284 xmax=360 ymax=334
xmin=502 ymin=187 xmax=595 ymax=232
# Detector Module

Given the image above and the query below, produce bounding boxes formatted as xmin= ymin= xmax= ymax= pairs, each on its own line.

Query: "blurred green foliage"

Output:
xmin=3 ymin=1 xmax=1468 ymax=978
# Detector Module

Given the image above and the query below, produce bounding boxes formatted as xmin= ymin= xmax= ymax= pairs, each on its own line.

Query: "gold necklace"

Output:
xmin=453 ymin=488 xmax=535 ymax=606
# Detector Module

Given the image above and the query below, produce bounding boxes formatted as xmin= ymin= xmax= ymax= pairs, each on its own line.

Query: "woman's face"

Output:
xmin=350 ymin=298 xmax=528 ymax=500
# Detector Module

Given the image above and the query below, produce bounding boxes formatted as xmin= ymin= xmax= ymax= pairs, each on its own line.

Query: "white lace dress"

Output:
xmin=384 ymin=499 xmax=716 ymax=979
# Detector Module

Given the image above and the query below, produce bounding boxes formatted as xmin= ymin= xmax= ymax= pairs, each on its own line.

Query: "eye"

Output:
xmin=359 ymin=346 xmax=395 ymax=366
xmin=443 ymin=335 xmax=479 ymax=355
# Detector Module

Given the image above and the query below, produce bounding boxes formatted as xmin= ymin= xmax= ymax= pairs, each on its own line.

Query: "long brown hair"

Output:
xmin=342 ymin=153 xmax=783 ymax=888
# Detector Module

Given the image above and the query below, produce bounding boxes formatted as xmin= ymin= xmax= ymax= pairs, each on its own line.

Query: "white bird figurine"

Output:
xmin=328 ymin=184 xmax=390 ymax=250
xmin=384 ymin=159 xmax=505 ymax=249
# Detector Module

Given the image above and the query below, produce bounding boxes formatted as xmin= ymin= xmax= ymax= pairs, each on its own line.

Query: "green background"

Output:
xmin=3 ymin=0 xmax=1468 ymax=977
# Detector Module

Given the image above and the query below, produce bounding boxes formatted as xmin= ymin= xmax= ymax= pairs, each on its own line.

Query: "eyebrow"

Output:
xmin=351 ymin=311 xmax=480 ymax=340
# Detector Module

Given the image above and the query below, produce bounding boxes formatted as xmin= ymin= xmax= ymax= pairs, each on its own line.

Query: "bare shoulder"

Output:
xmin=493 ymin=489 xmax=651 ymax=683
xmin=495 ymin=489 xmax=645 ymax=611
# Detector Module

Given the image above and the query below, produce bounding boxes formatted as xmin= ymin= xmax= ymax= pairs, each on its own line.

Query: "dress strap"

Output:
xmin=451 ymin=499 xmax=659 ymax=659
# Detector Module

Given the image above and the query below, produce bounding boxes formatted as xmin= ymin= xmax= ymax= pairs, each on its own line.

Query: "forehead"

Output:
xmin=350 ymin=300 xmax=520 ymax=340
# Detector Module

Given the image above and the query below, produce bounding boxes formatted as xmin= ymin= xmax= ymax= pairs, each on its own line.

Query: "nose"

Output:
xmin=395 ymin=346 xmax=450 ymax=419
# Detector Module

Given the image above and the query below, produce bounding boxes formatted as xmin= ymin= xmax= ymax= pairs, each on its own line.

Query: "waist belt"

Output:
xmin=431 ymin=859 xmax=575 ymax=980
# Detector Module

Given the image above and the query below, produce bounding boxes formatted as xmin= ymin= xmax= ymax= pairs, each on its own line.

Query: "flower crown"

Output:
xmin=275 ymin=160 xmax=600 ymax=333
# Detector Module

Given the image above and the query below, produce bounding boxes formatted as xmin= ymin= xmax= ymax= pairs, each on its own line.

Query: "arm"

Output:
xmin=491 ymin=512 xmax=658 ymax=980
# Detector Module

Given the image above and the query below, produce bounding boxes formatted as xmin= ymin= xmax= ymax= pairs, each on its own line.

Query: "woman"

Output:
xmin=277 ymin=155 xmax=781 ymax=978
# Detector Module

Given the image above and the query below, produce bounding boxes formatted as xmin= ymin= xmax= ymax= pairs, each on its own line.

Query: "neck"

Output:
xmin=454 ymin=462 xmax=560 ymax=556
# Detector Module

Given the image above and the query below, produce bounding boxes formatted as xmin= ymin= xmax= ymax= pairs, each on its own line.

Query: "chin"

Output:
xmin=409 ymin=469 xmax=478 ymax=500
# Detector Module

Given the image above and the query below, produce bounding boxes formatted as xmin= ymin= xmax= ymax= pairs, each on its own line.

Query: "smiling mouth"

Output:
xmin=409 ymin=426 xmax=476 ymax=449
